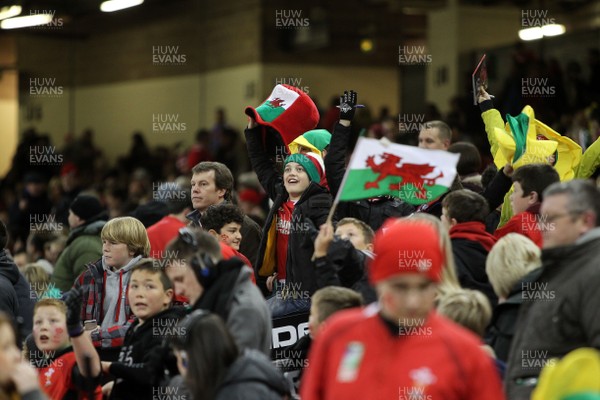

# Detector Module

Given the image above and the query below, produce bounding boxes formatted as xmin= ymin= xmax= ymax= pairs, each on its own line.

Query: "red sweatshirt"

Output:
xmin=494 ymin=204 xmax=543 ymax=247
xmin=301 ymin=306 xmax=505 ymax=400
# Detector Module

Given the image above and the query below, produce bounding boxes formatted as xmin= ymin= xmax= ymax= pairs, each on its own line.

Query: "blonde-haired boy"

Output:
xmin=72 ymin=217 xmax=150 ymax=350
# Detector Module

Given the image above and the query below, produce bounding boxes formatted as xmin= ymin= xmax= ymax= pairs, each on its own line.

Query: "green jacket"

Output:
xmin=52 ymin=220 xmax=105 ymax=292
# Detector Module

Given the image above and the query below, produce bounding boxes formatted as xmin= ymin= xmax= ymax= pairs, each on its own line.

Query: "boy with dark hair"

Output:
xmin=200 ymin=204 xmax=254 ymax=271
xmin=313 ymin=218 xmax=376 ymax=304
xmin=494 ymin=163 xmax=560 ymax=247
xmin=100 ymin=259 xmax=186 ymax=399
xmin=442 ymin=190 xmax=498 ymax=307
xmin=200 ymin=204 xmax=244 ymax=251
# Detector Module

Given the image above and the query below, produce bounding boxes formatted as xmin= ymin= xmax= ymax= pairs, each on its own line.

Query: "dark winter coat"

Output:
xmin=449 ymin=222 xmax=498 ymax=307
xmin=52 ymin=218 xmax=106 ymax=292
xmin=487 ymin=268 xmax=542 ymax=362
xmin=109 ymin=306 xmax=187 ymax=400
xmin=245 ymin=126 xmax=332 ymax=297
xmin=0 ymin=249 xmax=35 ymax=340
xmin=505 ymin=228 xmax=600 ymax=400
xmin=314 ymin=237 xmax=377 ymax=304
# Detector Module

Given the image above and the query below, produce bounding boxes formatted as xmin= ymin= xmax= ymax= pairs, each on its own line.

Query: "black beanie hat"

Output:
xmin=70 ymin=195 xmax=104 ymax=221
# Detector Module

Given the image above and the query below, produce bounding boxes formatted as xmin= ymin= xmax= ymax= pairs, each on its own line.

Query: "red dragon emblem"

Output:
xmin=365 ymin=153 xmax=443 ymax=199
xmin=268 ymin=98 xmax=286 ymax=108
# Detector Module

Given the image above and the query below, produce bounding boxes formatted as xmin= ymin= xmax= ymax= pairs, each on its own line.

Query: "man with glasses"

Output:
xmin=505 ymin=179 xmax=600 ymax=400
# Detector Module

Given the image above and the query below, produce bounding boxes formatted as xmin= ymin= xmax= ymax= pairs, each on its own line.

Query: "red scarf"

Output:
xmin=449 ymin=221 xmax=497 ymax=252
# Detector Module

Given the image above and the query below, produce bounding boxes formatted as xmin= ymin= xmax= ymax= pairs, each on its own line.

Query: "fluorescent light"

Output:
xmin=0 ymin=5 xmax=22 ymax=20
xmin=1 ymin=13 xmax=52 ymax=29
xmin=100 ymin=0 xmax=144 ymax=12
xmin=519 ymin=27 xmax=543 ymax=41
xmin=541 ymin=24 xmax=565 ymax=37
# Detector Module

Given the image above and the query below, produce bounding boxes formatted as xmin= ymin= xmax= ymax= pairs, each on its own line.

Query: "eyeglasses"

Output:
xmin=178 ymin=227 xmax=198 ymax=247
xmin=540 ymin=211 xmax=584 ymax=224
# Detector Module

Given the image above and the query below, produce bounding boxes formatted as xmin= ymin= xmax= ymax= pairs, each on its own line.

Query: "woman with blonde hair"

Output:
xmin=485 ymin=233 xmax=541 ymax=362
xmin=22 ymin=264 xmax=61 ymax=299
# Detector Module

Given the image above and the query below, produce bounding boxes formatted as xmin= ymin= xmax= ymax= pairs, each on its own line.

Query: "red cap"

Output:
xmin=369 ymin=219 xmax=444 ymax=284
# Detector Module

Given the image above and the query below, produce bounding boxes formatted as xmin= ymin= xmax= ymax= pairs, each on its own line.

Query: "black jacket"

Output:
xmin=487 ymin=268 xmax=542 ymax=362
xmin=314 ymin=237 xmax=377 ymax=304
xmin=245 ymin=127 xmax=332 ymax=296
xmin=186 ymin=206 xmax=262 ymax=266
xmin=325 ymin=122 xmax=414 ymax=230
xmin=109 ymin=306 xmax=187 ymax=400
xmin=0 ymin=249 xmax=35 ymax=340
xmin=216 ymin=349 xmax=290 ymax=400
xmin=451 ymin=238 xmax=498 ymax=308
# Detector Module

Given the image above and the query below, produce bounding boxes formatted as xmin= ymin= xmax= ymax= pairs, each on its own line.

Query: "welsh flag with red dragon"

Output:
xmin=337 ymin=138 xmax=460 ymax=205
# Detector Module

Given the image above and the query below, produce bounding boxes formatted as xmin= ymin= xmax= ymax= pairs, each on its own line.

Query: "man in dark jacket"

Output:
xmin=442 ymin=189 xmax=498 ymax=307
xmin=186 ymin=161 xmax=262 ymax=267
xmin=506 ymin=180 xmax=600 ymax=400
xmin=52 ymin=195 xmax=106 ymax=292
xmin=0 ymin=220 xmax=36 ymax=341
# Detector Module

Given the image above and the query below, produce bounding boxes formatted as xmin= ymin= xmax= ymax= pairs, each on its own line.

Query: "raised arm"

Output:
xmin=244 ymin=119 xmax=284 ymax=202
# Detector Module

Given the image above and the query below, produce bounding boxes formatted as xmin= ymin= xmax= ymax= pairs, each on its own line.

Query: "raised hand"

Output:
xmin=339 ymin=90 xmax=358 ymax=121
xmin=63 ymin=287 xmax=84 ymax=337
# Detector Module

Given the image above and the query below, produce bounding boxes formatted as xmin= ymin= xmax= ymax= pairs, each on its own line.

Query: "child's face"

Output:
xmin=335 ymin=224 xmax=371 ymax=251
xmin=102 ymin=239 xmax=134 ymax=269
xmin=33 ymin=306 xmax=69 ymax=352
xmin=0 ymin=324 xmax=21 ymax=385
xmin=218 ymin=222 xmax=243 ymax=250
xmin=128 ymin=270 xmax=173 ymax=324
xmin=283 ymin=162 xmax=310 ymax=200
xmin=510 ymin=181 xmax=533 ymax=215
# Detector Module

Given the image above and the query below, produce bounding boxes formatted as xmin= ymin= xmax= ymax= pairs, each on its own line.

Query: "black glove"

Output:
xmin=339 ymin=90 xmax=358 ymax=121
xmin=63 ymin=287 xmax=84 ymax=337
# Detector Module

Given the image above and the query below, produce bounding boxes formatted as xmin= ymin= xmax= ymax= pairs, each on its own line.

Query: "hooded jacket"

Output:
xmin=0 ymin=249 xmax=35 ymax=339
xmin=216 ymin=349 xmax=290 ymax=400
xmin=193 ymin=258 xmax=272 ymax=355
xmin=73 ymin=258 xmax=134 ymax=348
xmin=52 ymin=219 xmax=106 ymax=292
